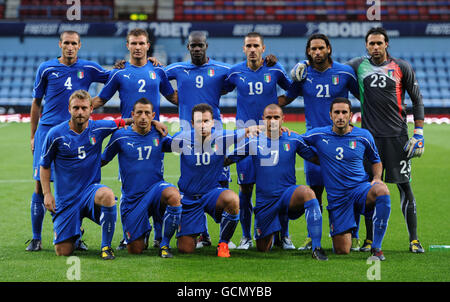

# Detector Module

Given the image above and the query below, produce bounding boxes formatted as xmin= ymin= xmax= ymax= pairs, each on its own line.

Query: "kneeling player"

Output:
xmin=227 ymin=104 xmax=328 ymax=260
xmin=40 ymin=90 xmax=126 ymax=259
xmin=302 ymin=98 xmax=391 ymax=260
xmin=169 ymin=103 xmax=259 ymax=257
xmin=101 ymin=98 xmax=182 ymax=258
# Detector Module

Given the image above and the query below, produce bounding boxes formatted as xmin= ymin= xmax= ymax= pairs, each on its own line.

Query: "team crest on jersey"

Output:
xmin=149 ymin=71 xmax=156 ymax=80
xmin=264 ymin=74 xmax=271 ymax=83
xmin=332 ymin=75 xmax=339 ymax=85
xmin=283 ymin=143 xmax=290 ymax=151
xmin=77 ymin=71 xmax=84 ymax=79
xmin=388 ymin=69 xmax=395 ymax=78
xmin=208 ymin=68 xmax=215 ymax=77
xmin=90 ymin=136 xmax=96 ymax=145
xmin=153 ymin=138 xmax=159 ymax=146
xmin=349 ymin=140 xmax=357 ymax=149
xmin=211 ymin=143 xmax=218 ymax=152
xmin=126 ymin=231 xmax=131 ymax=240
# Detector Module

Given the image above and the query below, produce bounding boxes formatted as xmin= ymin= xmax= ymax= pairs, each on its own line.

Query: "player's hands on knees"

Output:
xmin=404 ymin=127 xmax=424 ymax=158
xmin=371 ymin=178 xmax=384 ymax=186
xmin=290 ymin=60 xmax=309 ymax=82
xmin=43 ymin=193 xmax=56 ymax=214
xmin=264 ymin=54 xmax=278 ymax=67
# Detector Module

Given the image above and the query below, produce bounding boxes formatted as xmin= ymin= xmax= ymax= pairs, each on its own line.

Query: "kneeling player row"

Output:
xmin=38 ymin=92 xmax=391 ymax=261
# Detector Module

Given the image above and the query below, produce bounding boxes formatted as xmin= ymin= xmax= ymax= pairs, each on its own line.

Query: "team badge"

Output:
xmin=388 ymin=69 xmax=395 ymax=78
xmin=54 ymin=231 xmax=58 ymax=241
xmin=264 ymin=73 xmax=271 ymax=83
xmin=149 ymin=71 xmax=156 ymax=80
xmin=349 ymin=140 xmax=357 ymax=149
xmin=283 ymin=143 xmax=290 ymax=151
xmin=77 ymin=71 xmax=84 ymax=79
xmin=153 ymin=138 xmax=159 ymax=146
xmin=332 ymin=75 xmax=339 ymax=85
xmin=239 ymin=173 xmax=245 ymax=182
xmin=208 ymin=68 xmax=215 ymax=77
xmin=90 ymin=136 xmax=96 ymax=145
xmin=211 ymin=143 xmax=218 ymax=152
xmin=126 ymin=231 xmax=131 ymax=240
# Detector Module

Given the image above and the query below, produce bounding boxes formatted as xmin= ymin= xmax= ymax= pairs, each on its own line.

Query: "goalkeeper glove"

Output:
xmin=404 ymin=127 xmax=424 ymax=158
xmin=290 ymin=61 xmax=308 ymax=82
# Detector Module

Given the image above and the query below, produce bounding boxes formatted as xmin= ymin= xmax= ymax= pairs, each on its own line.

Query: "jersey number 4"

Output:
xmin=65 ymin=77 xmax=72 ymax=90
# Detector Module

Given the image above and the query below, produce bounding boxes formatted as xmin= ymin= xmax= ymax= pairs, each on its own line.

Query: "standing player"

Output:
xmin=226 ymin=104 xmax=328 ymax=260
xmin=40 ymin=90 xmax=124 ymax=259
xmin=302 ymin=98 xmax=391 ymax=260
xmin=280 ymin=33 xmax=360 ymax=251
xmin=347 ymin=27 xmax=425 ymax=253
xmin=101 ymin=98 xmax=182 ymax=258
xmin=225 ymin=32 xmax=292 ymax=249
xmin=92 ymin=28 xmax=177 ymax=119
xmin=169 ymin=103 xmax=258 ymax=257
xmin=28 ymin=30 xmax=111 ymax=251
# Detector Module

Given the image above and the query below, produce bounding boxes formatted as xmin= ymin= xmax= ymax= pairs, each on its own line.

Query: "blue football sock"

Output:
xmin=239 ymin=191 xmax=252 ymax=239
xmin=100 ymin=205 xmax=116 ymax=249
xmin=31 ymin=192 xmax=45 ymax=240
xmin=160 ymin=205 xmax=182 ymax=248
xmin=153 ymin=217 xmax=162 ymax=241
xmin=304 ymin=198 xmax=323 ymax=250
xmin=352 ymin=211 xmax=361 ymax=239
xmin=372 ymin=195 xmax=391 ymax=249
xmin=219 ymin=212 xmax=240 ymax=244
xmin=279 ymin=212 xmax=289 ymax=238
xmin=201 ymin=213 xmax=210 ymax=238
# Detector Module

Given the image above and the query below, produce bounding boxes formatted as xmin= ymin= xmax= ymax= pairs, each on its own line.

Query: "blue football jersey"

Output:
xmin=286 ymin=61 xmax=359 ymax=130
xmin=169 ymin=129 xmax=245 ymax=198
xmin=40 ymin=120 xmax=118 ymax=210
xmin=229 ymin=132 xmax=315 ymax=204
xmin=302 ymin=126 xmax=380 ymax=208
xmin=33 ymin=58 xmax=110 ymax=126
xmin=98 ymin=61 xmax=174 ymax=119
xmin=225 ymin=61 xmax=291 ymax=125
xmin=165 ymin=59 xmax=231 ymax=124
xmin=101 ymin=127 xmax=172 ymax=203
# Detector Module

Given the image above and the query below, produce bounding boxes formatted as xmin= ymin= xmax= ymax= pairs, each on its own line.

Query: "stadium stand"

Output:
xmin=173 ymin=0 xmax=450 ymax=22
xmin=17 ymin=0 xmax=114 ymax=20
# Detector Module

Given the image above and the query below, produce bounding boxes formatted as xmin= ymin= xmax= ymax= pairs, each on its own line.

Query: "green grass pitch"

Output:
xmin=0 ymin=121 xmax=449 ymax=282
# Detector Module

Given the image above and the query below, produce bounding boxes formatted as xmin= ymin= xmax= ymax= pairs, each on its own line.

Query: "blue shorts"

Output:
xmin=304 ymin=159 xmax=324 ymax=187
xmin=177 ymin=187 xmax=228 ymax=237
xmin=52 ymin=183 xmax=107 ymax=244
xmin=33 ymin=124 xmax=55 ymax=181
xmin=236 ymin=156 xmax=256 ymax=185
xmin=254 ymin=185 xmax=301 ymax=240
xmin=121 ymin=181 xmax=176 ymax=243
xmin=218 ymin=166 xmax=232 ymax=184
xmin=327 ymin=182 xmax=373 ymax=237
